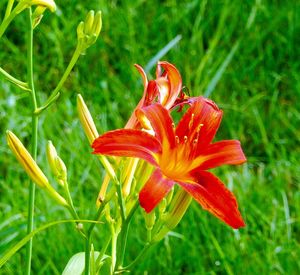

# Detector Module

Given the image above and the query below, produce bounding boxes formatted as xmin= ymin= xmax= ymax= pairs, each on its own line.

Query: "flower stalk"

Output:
xmin=25 ymin=9 xmax=38 ymax=274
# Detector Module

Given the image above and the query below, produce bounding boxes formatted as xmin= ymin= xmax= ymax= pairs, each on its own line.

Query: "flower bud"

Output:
xmin=77 ymin=21 xmax=85 ymax=40
xmin=6 ymin=131 xmax=68 ymax=206
xmin=7 ymin=130 xmax=49 ymax=188
xmin=76 ymin=10 xmax=102 ymax=52
xmin=77 ymin=94 xmax=116 ymax=186
xmin=15 ymin=0 xmax=56 ymax=14
xmin=46 ymin=141 xmax=67 ymax=184
xmin=152 ymin=189 xmax=192 ymax=242
xmin=93 ymin=11 xmax=102 ymax=38
xmin=143 ymin=210 xmax=156 ymax=231
xmin=77 ymin=94 xmax=99 ymax=144
xmin=84 ymin=10 xmax=94 ymax=35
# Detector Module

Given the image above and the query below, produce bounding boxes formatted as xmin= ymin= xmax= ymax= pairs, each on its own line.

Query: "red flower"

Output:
xmin=125 ymin=61 xmax=182 ymax=129
xmin=93 ymin=97 xmax=247 ymax=229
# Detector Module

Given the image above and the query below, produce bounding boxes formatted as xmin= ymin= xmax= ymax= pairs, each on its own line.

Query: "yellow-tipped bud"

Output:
xmin=77 ymin=21 xmax=85 ymax=40
xmin=15 ymin=0 xmax=56 ymax=14
xmin=6 ymin=131 xmax=68 ymax=206
xmin=93 ymin=11 xmax=102 ymax=37
xmin=76 ymin=10 xmax=102 ymax=52
xmin=46 ymin=141 xmax=67 ymax=184
xmin=6 ymin=130 xmax=49 ymax=188
xmin=77 ymin=94 xmax=99 ymax=144
xmin=152 ymin=189 xmax=192 ymax=243
xmin=77 ymin=94 xmax=117 ymax=193
xmin=84 ymin=10 xmax=94 ymax=34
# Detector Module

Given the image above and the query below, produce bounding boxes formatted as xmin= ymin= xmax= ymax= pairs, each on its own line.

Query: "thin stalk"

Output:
xmin=4 ymin=0 xmax=15 ymax=20
xmin=0 ymin=7 xmax=17 ymax=38
xmin=116 ymin=182 xmax=126 ymax=222
xmin=25 ymin=8 xmax=38 ymax=275
xmin=0 ymin=66 xmax=30 ymax=91
xmin=35 ymin=45 xmax=82 ymax=114
xmin=84 ymin=201 xmax=107 ymax=275
xmin=110 ymin=225 xmax=118 ymax=274
xmin=116 ymin=200 xmax=139 ymax=269
xmin=121 ymin=242 xmax=153 ymax=271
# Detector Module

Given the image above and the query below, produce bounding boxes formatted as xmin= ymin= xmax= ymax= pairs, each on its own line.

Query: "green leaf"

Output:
xmin=0 ymin=219 xmax=101 ymax=268
xmin=62 ymin=252 xmax=100 ymax=275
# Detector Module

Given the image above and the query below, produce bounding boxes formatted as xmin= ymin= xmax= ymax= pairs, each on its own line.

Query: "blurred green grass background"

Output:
xmin=0 ymin=0 xmax=299 ymax=274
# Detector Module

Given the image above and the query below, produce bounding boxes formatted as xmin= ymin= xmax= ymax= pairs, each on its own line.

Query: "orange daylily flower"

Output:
xmin=92 ymin=97 xmax=246 ymax=229
xmin=125 ymin=61 xmax=182 ymax=129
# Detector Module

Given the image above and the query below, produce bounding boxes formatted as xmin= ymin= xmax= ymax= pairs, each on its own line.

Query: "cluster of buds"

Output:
xmin=77 ymin=10 xmax=102 ymax=53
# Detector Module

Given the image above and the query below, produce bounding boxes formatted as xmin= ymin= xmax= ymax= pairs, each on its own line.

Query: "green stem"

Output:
xmin=110 ymin=225 xmax=118 ymax=274
xmin=116 ymin=181 xmax=126 ymax=222
xmin=0 ymin=66 xmax=30 ymax=91
xmin=0 ymin=7 xmax=17 ymax=39
xmin=121 ymin=242 xmax=153 ymax=272
xmin=35 ymin=45 xmax=82 ymax=114
xmin=116 ymin=200 xmax=139 ymax=270
xmin=4 ymin=0 xmax=15 ymax=21
xmin=84 ymin=201 xmax=107 ymax=275
xmin=25 ymin=8 xmax=38 ymax=275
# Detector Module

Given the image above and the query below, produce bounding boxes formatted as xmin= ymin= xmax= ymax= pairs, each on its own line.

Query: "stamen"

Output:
xmin=188 ymin=113 xmax=195 ymax=130
xmin=184 ymin=136 xmax=188 ymax=143
xmin=175 ymin=135 xmax=180 ymax=144
xmin=194 ymin=123 xmax=204 ymax=141
xmin=171 ymin=123 xmax=175 ymax=128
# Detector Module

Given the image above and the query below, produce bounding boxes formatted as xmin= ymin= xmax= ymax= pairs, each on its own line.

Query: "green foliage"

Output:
xmin=0 ymin=0 xmax=299 ymax=274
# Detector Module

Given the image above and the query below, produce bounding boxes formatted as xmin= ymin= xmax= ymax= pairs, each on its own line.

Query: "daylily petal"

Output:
xmin=125 ymin=64 xmax=149 ymax=129
xmin=139 ymin=169 xmax=175 ymax=213
xmin=176 ymin=97 xmax=223 ymax=147
xmin=135 ymin=64 xmax=148 ymax=89
xmin=136 ymin=103 xmax=176 ymax=149
xmin=158 ymin=61 xmax=182 ymax=109
xmin=178 ymin=170 xmax=245 ymax=229
xmin=92 ymin=129 xmax=161 ymax=166
xmin=192 ymin=140 xmax=247 ymax=170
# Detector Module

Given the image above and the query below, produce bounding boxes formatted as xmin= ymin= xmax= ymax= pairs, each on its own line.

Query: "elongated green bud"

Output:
xmin=152 ymin=189 xmax=192 ymax=242
xmin=84 ymin=10 xmax=94 ymax=34
xmin=143 ymin=210 xmax=156 ymax=231
xmin=46 ymin=141 xmax=67 ymax=184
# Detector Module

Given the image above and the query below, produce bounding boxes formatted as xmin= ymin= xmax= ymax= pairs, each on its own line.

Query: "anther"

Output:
xmin=193 ymin=139 xmax=198 ymax=144
xmin=184 ymin=136 xmax=188 ymax=143
xmin=197 ymin=123 xmax=204 ymax=132
xmin=175 ymin=135 xmax=180 ymax=144
xmin=188 ymin=113 xmax=195 ymax=130
xmin=171 ymin=123 xmax=175 ymax=128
